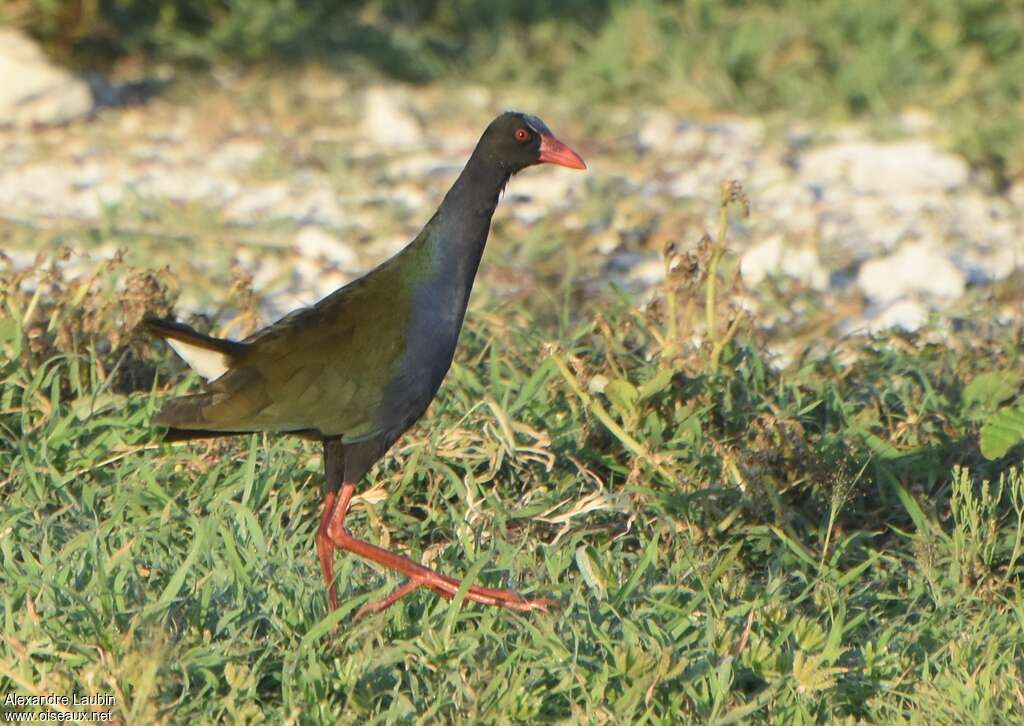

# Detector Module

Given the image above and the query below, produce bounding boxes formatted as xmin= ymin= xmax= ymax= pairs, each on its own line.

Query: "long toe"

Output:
xmin=472 ymin=589 xmax=555 ymax=613
xmin=353 ymin=579 xmax=423 ymax=620
xmin=421 ymin=573 xmax=555 ymax=612
xmin=464 ymin=582 xmax=552 ymax=607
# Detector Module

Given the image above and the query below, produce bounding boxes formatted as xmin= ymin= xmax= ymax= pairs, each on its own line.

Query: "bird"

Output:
xmin=144 ymin=111 xmax=586 ymax=619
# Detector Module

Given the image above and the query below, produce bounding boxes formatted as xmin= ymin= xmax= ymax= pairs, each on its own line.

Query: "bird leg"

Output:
xmin=324 ymin=481 xmax=554 ymax=618
xmin=316 ymin=489 xmax=340 ymax=611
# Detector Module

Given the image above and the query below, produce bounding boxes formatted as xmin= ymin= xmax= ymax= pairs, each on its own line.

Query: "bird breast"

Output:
xmin=376 ymin=272 xmax=468 ymax=434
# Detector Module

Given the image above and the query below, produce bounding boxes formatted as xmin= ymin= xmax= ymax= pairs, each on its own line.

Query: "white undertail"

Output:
xmin=167 ymin=339 xmax=230 ymax=382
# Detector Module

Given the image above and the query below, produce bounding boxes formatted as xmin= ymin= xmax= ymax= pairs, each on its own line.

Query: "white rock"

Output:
xmin=366 ymin=236 xmax=409 ymax=259
xmin=458 ymin=84 xmax=491 ymax=110
xmin=954 ymin=243 xmax=1023 ymax=285
xmin=1009 ymin=181 xmax=1024 ymax=209
xmin=385 ymin=183 xmax=428 ymax=211
xmin=261 ymin=291 xmax=315 ymax=323
xmin=868 ymin=299 xmax=929 ymax=333
xmin=740 ymin=235 xmax=829 ymax=290
xmin=637 ymin=111 xmax=680 ymax=152
xmin=667 ymin=171 xmax=700 ymax=199
xmin=284 ymin=183 xmax=346 ymax=227
xmin=857 ymin=242 xmax=966 ymax=303
xmin=511 ymin=202 xmax=544 ymax=225
xmin=707 ymin=118 xmax=765 ymax=149
xmin=234 ymin=248 xmax=278 ymax=291
xmin=627 ymin=257 xmax=666 ymax=288
xmin=310 ymin=270 xmax=351 ymax=301
xmin=362 ymin=86 xmax=422 ymax=148
xmin=800 ymin=140 xmax=969 ymax=194
xmin=135 ymin=169 xmax=237 ymax=204
xmin=592 ymin=230 xmax=620 ymax=255
xmin=512 ymin=168 xmax=578 ymax=205
xmin=295 ymin=226 xmax=358 ymax=268
xmin=898 ymin=108 xmax=936 ymax=134
xmin=1 ymin=248 xmax=38 ymax=270
xmin=0 ymin=161 xmax=117 ymax=218
xmin=208 ymin=139 xmax=265 ymax=172
xmin=0 ymin=29 xmax=93 ymax=127
xmin=741 ymin=235 xmax=783 ymax=287
xmin=782 ymin=247 xmax=829 ymax=290
xmin=223 ymin=183 xmax=291 ymax=222
xmin=389 ymin=153 xmax=451 ymax=178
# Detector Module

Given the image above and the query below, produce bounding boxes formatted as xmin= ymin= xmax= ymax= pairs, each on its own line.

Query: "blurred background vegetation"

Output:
xmin=4 ymin=0 xmax=1024 ymax=183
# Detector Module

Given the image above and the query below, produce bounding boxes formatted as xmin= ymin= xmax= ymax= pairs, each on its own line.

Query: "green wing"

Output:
xmin=156 ymin=222 xmax=437 ymax=439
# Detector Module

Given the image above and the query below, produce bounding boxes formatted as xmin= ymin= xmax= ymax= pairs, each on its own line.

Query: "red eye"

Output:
xmin=515 ymin=128 xmax=529 ymax=141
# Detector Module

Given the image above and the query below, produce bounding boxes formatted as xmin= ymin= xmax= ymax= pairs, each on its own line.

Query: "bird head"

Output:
xmin=475 ymin=111 xmax=586 ymax=174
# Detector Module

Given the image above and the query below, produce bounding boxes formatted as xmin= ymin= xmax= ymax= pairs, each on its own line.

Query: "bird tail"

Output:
xmin=150 ymin=393 xmax=217 ymax=429
xmin=145 ymin=315 xmax=253 ymax=441
xmin=143 ymin=315 xmax=249 ymax=383
xmin=145 ymin=316 xmax=316 ymax=443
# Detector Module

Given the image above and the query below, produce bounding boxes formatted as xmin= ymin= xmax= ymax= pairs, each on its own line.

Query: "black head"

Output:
xmin=473 ymin=111 xmax=586 ymax=174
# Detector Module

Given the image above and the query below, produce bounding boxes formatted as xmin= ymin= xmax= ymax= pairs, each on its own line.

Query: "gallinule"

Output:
xmin=146 ymin=112 xmax=586 ymax=618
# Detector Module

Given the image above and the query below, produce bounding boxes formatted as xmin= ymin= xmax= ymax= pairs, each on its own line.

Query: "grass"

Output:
xmin=3 ymin=183 xmax=1024 ymax=723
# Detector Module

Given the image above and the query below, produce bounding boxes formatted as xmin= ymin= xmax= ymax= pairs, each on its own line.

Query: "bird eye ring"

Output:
xmin=515 ymin=128 xmax=529 ymax=141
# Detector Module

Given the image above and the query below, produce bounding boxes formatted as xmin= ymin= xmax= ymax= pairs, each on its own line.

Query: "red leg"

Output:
xmin=326 ymin=482 xmax=553 ymax=617
xmin=316 ymin=490 xmax=339 ymax=611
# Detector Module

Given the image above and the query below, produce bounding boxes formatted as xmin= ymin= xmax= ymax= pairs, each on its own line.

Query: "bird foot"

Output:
xmin=353 ymin=573 xmax=555 ymax=620
xmin=321 ymin=481 xmax=553 ymax=619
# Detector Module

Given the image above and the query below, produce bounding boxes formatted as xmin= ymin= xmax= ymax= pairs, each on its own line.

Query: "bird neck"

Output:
xmin=429 ymin=153 xmax=512 ymax=288
xmin=444 ymin=152 xmax=512 ymax=228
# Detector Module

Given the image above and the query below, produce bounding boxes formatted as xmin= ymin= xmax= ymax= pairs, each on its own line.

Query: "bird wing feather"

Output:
xmin=151 ymin=228 xmax=433 ymax=438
